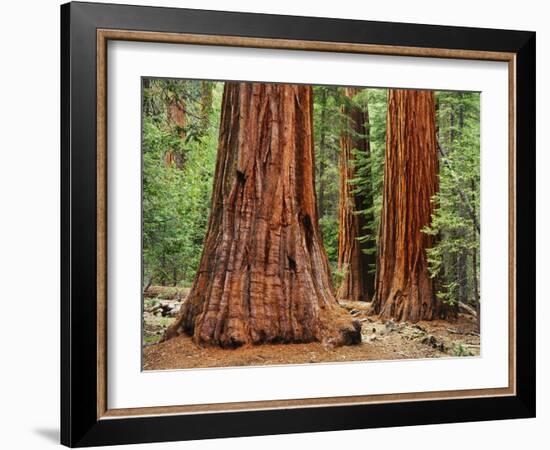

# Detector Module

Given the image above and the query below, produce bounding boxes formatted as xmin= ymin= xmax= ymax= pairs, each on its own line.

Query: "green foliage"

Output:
xmin=144 ymin=298 xmax=160 ymax=310
xmin=349 ymin=88 xmax=387 ymax=270
xmin=313 ymin=86 xmax=386 ymax=278
xmin=143 ymin=335 xmax=161 ymax=345
xmin=452 ymin=343 xmax=474 ymax=357
xmin=319 ymin=214 xmax=340 ymax=265
xmin=423 ymin=91 xmax=481 ymax=307
xmin=313 ymin=85 xmax=345 ymax=266
xmin=331 ymin=264 xmax=347 ymax=290
xmin=142 ymin=78 xmax=220 ymax=287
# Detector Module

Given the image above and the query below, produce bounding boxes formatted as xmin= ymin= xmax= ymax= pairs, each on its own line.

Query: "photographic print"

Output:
xmin=141 ymin=78 xmax=481 ymax=370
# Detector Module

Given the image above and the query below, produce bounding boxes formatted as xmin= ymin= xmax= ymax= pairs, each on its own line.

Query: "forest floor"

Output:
xmin=142 ymin=289 xmax=480 ymax=370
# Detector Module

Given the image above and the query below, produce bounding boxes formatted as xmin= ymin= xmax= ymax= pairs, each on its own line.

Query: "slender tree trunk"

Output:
xmin=200 ymin=80 xmax=213 ymax=132
xmin=471 ymin=178 xmax=480 ymax=332
xmin=456 ymin=103 xmax=468 ymax=305
xmin=473 ymin=245 xmax=480 ymax=331
xmin=165 ymin=95 xmax=186 ymax=168
xmin=172 ymin=267 xmax=178 ymax=287
xmin=449 ymin=109 xmax=455 ymax=144
xmin=143 ymin=275 xmax=153 ymax=293
xmin=371 ymin=89 xmax=442 ymax=322
xmin=165 ymin=82 xmax=361 ymax=347
xmin=159 ymin=255 xmax=167 ymax=286
xmin=337 ymin=87 xmax=375 ymax=302
xmin=317 ymin=88 xmax=328 ymax=218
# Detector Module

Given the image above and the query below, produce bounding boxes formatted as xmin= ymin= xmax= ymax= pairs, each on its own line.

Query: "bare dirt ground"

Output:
xmin=143 ymin=295 xmax=480 ymax=371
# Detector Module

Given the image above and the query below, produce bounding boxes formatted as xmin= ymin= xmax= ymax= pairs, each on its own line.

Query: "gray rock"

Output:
xmin=421 ymin=334 xmax=447 ymax=352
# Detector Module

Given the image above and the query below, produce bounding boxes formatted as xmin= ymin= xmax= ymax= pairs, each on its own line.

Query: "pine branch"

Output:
xmin=436 ymin=139 xmax=480 ymax=234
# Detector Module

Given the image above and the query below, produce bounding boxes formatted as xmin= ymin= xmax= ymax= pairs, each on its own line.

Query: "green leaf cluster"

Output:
xmin=142 ymin=79 xmax=220 ymax=287
xmin=424 ymin=91 xmax=481 ymax=307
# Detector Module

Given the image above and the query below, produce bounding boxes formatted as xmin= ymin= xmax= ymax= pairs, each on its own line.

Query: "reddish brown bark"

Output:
xmin=165 ymin=97 xmax=186 ymax=168
xmin=337 ymin=87 xmax=375 ymax=302
xmin=371 ymin=89 xmax=441 ymax=322
xmin=167 ymin=98 xmax=186 ymax=138
xmin=164 ymin=82 xmax=361 ymax=347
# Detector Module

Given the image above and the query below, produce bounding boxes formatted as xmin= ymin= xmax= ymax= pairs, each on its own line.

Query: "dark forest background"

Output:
xmin=142 ymin=79 xmax=480 ymax=312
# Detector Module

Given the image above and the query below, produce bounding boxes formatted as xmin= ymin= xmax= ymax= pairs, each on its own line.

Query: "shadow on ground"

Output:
xmin=34 ymin=428 xmax=59 ymax=444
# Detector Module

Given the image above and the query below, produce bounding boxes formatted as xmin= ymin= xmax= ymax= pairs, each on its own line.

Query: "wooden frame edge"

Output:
xmin=100 ymin=387 xmax=515 ymax=419
xmin=96 ymin=28 xmax=517 ymax=421
xmin=97 ymin=28 xmax=515 ymax=61
xmin=508 ymin=55 xmax=517 ymax=395
xmin=97 ymin=29 xmax=108 ymax=419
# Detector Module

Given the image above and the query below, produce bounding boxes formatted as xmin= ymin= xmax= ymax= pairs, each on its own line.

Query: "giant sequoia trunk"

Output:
xmin=371 ymin=89 xmax=441 ymax=322
xmin=164 ymin=82 xmax=361 ymax=348
xmin=337 ymin=87 xmax=375 ymax=302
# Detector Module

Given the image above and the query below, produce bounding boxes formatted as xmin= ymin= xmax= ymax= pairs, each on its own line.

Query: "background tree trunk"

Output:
xmin=337 ymin=87 xmax=375 ymax=302
xmin=200 ymin=80 xmax=213 ymax=132
xmin=317 ymin=88 xmax=328 ymax=218
xmin=165 ymin=82 xmax=361 ymax=347
xmin=371 ymin=89 xmax=442 ymax=322
xmin=471 ymin=178 xmax=480 ymax=332
xmin=165 ymin=95 xmax=186 ymax=169
xmin=456 ymin=103 xmax=468 ymax=306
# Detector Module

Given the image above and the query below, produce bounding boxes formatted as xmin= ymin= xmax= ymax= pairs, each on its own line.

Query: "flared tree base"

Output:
xmin=164 ymin=305 xmax=362 ymax=348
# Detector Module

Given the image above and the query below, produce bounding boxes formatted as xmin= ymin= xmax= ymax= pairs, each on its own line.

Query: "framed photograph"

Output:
xmin=61 ymin=1 xmax=535 ymax=447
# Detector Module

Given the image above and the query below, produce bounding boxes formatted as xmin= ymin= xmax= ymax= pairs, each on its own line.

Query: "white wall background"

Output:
xmin=0 ymin=0 xmax=545 ymax=449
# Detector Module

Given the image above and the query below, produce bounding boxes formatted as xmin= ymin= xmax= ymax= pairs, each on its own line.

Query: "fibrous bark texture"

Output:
xmin=337 ymin=87 xmax=375 ymax=302
xmin=165 ymin=82 xmax=361 ymax=347
xmin=371 ymin=89 xmax=441 ymax=322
